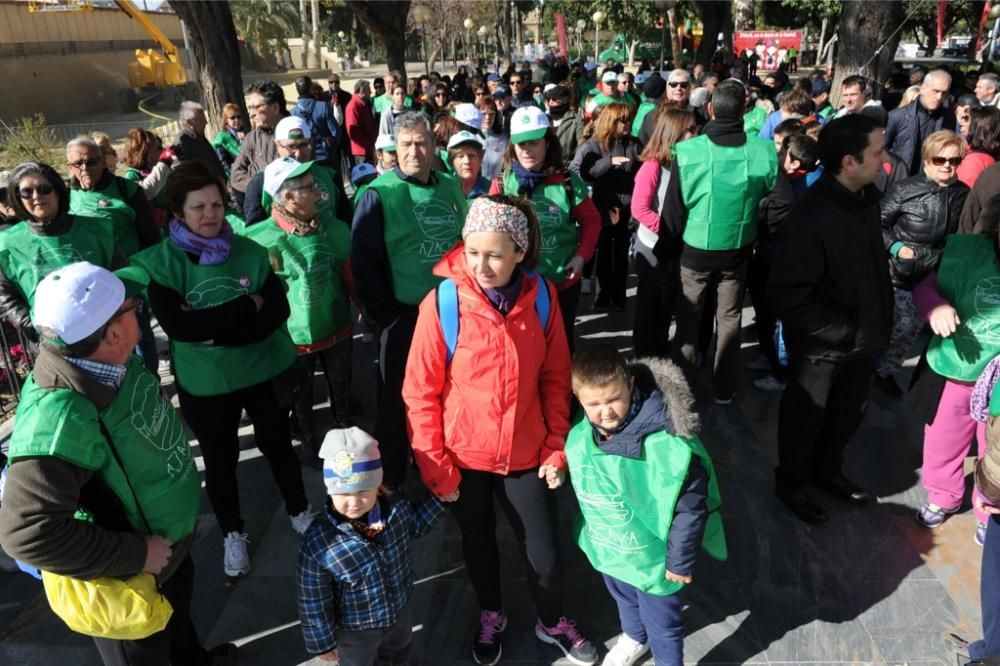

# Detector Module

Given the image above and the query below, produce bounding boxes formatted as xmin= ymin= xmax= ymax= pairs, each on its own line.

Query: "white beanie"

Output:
xmin=319 ymin=427 xmax=383 ymax=494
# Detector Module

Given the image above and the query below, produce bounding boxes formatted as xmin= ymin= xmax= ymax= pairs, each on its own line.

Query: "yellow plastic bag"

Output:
xmin=41 ymin=571 xmax=173 ymax=640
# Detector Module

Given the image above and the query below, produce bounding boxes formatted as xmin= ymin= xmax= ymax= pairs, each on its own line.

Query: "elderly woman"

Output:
xmin=0 ymin=161 xmax=119 ymax=337
xmin=120 ymin=127 xmax=174 ymax=221
xmin=403 ymin=195 xmax=597 ymax=666
xmin=212 ymin=102 xmax=245 ymax=177
xmin=446 ymin=131 xmax=490 ymax=200
xmin=131 ymin=161 xmax=313 ymax=579
xmin=876 ymin=130 xmax=969 ymax=396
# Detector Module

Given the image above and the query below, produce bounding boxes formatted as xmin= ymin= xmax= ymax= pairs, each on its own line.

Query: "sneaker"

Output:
xmin=714 ymin=393 xmax=734 ymax=406
xmin=473 ymin=609 xmax=507 ymax=665
xmin=535 ymin=617 xmax=598 ymax=666
xmin=915 ymin=502 xmax=960 ymax=528
xmin=976 ymin=520 xmax=988 ymax=546
xmin=223 ymin=532 xmax=251 ymax=577
xmin=290 ymin=506 xmax=317 ymax=535
xmin=581 ymin=278 xmax=593 ymax=295
xmin=745 ymin=356 xmax=772 ymax=372
xmin=601 ymin=633 xmax=649 ymax=666
xmin=753 ymin=375 xmax=786 ymax=392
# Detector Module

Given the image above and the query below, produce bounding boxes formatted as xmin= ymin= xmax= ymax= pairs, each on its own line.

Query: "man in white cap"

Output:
xmin=592 ymin=69 xmax=623 ymax=108
xmin=243 ymin=116 xmax=352 ymax=228
xmin=245 ymin=159 xmax=355 ymax=465
xmin=0 ymin=262 xmax=235 ymax=665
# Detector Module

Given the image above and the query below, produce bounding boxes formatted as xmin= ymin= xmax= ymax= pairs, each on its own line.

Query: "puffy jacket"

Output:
xmin=572 ymin=135 xmax=642 ymax=215
xmin=885 ymin=100 xmax=956 ymax=175
xmin=880 ymin=172 xmax=968 ymax=289
xmin=767 ymin=173 xmax=893 ymax=362
xmin=402 ymin=245 xmax=572 ymax=497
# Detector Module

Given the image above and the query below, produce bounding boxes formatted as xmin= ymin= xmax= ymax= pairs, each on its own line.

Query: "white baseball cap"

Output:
xmin=452 ymin=103 xmax=482 ymax=128
xmin=262 ymin=157 xmax=315 ymax=208
xmin=446 ymin=130 xmax=485 ymax=151
xmin=602 ymin=71 xmax=618 ymax=84
xmin=374 ymin=134 xmax=396 ymax=152
xmin=275 ymin=116 xmax=311 ymax=141
xmin=33 ymin=262 xmax=149 ymax=345
xmin=510 ymin=106 xmax=550 ymax=144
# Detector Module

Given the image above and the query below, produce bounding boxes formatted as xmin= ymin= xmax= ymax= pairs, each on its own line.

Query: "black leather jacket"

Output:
xmin=880 ymin=172 xmax=969 ymax=289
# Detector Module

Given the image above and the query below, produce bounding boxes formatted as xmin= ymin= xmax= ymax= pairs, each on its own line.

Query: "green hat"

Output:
xmin=510 ymin=106 xmax=550 ymax=145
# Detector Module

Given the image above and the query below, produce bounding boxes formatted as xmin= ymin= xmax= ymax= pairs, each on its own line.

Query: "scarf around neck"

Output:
xmin=168 ymin=218 xmax=233 ymax=265
xmin=511 ymin=162 xmax=549 ymax=195
xmin=272 ymin=205 xmax=319 ymax=236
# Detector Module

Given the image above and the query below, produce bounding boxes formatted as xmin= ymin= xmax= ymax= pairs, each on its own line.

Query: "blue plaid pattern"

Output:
xmin=296 ymin=492 xmax=444 ymax=654
xmin=65 ymin=357 xmax=127 ymax=389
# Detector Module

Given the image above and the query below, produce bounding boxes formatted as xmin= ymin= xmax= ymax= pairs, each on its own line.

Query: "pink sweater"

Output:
xmin=957 ymin=151 xmax=995 ymax=189
xmin=632 ymin=159 xmax=667 ymax=234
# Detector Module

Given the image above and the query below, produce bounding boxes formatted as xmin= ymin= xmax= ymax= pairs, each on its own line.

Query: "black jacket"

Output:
xmin=767 ymin=173 xmax=893 ymax=362
xmin=959 ymin=160 xmax=1000 ymax=235
xmin=176 ymin=130 xmax=227 ymax=183
xmin=572 ymin=135 xmax=641 ymax=216
xmin=880 ymin=172 xmax=969 ymax=289
xmin=885 ymin=99 xmax=957 ymax=175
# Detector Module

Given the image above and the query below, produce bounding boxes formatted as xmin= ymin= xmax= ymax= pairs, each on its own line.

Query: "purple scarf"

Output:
xmin=971 ymin=355 xmax=1000 ymax=423
xmin=168 ymin=218 xmax=233 ymax=265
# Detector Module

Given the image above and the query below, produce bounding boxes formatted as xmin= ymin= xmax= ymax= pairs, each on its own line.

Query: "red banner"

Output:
xmin=554 ymin=12 xmax=569 ymax=59
xmin=938 ymin=0 xmax=948 ymax=46
xmin=977 ymin=0 xmax=992 ymax=54
xmin=733 ymin=31 xmax=803 ymax=71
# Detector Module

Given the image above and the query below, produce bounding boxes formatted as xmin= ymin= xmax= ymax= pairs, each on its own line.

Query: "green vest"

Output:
xmin=122 ymin=167 xmax=168 ymax=211
xmin=226 ymin=208 xmax=247 ymax=236
xmin=632 ymin=101 xmax=656 ymax=137
xmin=502 ymin=170 xmax=585 ymax=284
xmin=817 ymin=105 xmax=835 ymax=122
xmin=673 ymin=135 xmax=777 ymax=251
xmin=743 ymin=106 xmax=767 ymax=135
xmin=211 ymin=130 xmax=241 ymax=159
xmin=0 ymin=217 xmax=116 ymax=308
xmin=368 ymin=170 xmax=466 ymax=305
xmin=243 ymin=217 xmax=351 ymax=345
xmin=565 ymin=415 xmax=727 ymax=596
xmin=131 ymin=237 xmax=296 ymax=396
xmin=374 ymin=94 xmax=414 ymax=115
xmin=8 ymin=357 xmax=201 ymax=543
xmin=69 ymin=177 xmax=142 ymax=257
xmin=592 ymin=92 xmax=619 ymax=108
xmin=926 ymin=234 xmax=1000 ymax=381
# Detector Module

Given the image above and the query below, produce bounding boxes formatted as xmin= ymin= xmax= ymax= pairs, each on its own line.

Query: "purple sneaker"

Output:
xmin=976 ymin=521 xmax=988 ymax=546
xmin=535 ymin=617 xmax=598 ymax=665
xmin=473 ymin=609 xmax=506 ymax=665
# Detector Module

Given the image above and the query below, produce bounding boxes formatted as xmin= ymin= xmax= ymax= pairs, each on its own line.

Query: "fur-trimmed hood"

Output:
xmin=629 ymin=356 xmax=700 ymax=438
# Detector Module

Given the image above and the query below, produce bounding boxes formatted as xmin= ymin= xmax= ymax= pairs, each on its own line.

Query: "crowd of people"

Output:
xmin=2 ymin=48 xmax=1000 ymax=666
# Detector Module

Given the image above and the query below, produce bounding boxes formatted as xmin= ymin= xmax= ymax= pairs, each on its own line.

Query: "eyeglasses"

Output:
xmin=18 ymin=184 xmax=55 ymax=199
xmin=289 ymin=181 xmax=318 ymax=192
xmin=930 ymin=156 xmax=962 ymax=167
xmin=510 ymin=79 xmax=523 ymax=85
xmin=112 ymin=298 xmax=144 ymax=320
xmin=668 ymin=81 xmax=690 ymax=88
xmin=68 ymin=157 xmax=102 ymax=169
xmin=247 ymin=102 xmax=269 ymax=112
xmin=435 ymin=92 xmax=448 ymax=98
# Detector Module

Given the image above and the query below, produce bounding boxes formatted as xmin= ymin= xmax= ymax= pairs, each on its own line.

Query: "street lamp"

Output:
xmin=412 ymin=4 xmax=433 ymax=74
xmin=464 ymin=18 xmax=474 ymax=61
xmin=576 ymin=19 xmax=586 ymax=57
xmin=592 ymin=11 xmax=604 ymax=63
xmin=478 ymin=24 xmax=488 ymax=63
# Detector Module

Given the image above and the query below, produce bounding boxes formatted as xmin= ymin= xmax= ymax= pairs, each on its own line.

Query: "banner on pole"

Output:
xmin=734 ymin=30 xmax=803 ymax=71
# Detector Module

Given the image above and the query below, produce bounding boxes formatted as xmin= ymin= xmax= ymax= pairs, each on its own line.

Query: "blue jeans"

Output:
xmin=603 ymin=574 xmax=684 ymax=665
xmin=971 ymin=517 xmax=1000 ymax=659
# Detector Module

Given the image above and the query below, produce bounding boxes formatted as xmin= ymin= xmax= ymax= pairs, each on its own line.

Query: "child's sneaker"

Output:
xmin=535 ymin=617 xmax=598 ymax=665
xmin=290 ymin=506 xmax=317 ymax=535
xmin=601 ymin=633 xmax=649 ymax=666
xmin=472 ymin=609 xmax=506 ymax=665
xmin=223 ymin=531 xmax=251 ymax=577
xmin=976 ymin=520 xmax=988 ymax=546
xmin=915 ymin=502 xmax=959 ymax=528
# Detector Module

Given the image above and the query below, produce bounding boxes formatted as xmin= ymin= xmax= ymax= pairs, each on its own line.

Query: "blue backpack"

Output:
xmin=436 ymin=274 xmax=552 ymax=364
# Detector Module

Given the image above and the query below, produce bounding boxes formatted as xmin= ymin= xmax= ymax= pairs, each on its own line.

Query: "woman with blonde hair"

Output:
xmin=211 ymin=102 xmax=245 ymax=176
xmin=630 ymin=107 xmax=698 ymax=357
xmin=571 ymin=101 xmax=641 ymax=312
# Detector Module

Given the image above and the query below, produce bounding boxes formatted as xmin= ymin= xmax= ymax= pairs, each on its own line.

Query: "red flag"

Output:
xmin=555 ymin=12 xmax=569 ymax=58
xmin=937 ymin=0 xmax=948 ymax=46
xmin=977 ymin=1 xmax=992 ymax=54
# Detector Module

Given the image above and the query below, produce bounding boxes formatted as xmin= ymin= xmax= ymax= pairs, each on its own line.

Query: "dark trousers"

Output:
xmin=595 ymin=222 xmax=630 ymax=304
xmin=376 ymin=314 xmax=417 ymax=488
xmin=775 ymin=356 xmax=872 ymax=491
xmin=672 ymin=255 xmax=750 ymax=398
xmin=746 ymin=247 xmax=784 ymax=379
xmin=603 ymin=574 xmax=684 ymax=665
xmin=558 ymin=280 xmax=581 ymax=356
xmin=93 ymin=554 xmax=208 ymax=666
xmin=337 ymin=601 xmax=413 ymax=666
xmin=135 ymin=303 xmax=159 ymax=376
xmin=447 ymin=468 xmax=563 ymax=626
xmin=294 ymin=338 xmax=353 ymax=447
xmin=633 ymin=253 xmax=677 ymax=359
xmin=178 ymin=379 xmax=308 ymax=534
xmin=972 ymin=517 xmax=1000 ymax=660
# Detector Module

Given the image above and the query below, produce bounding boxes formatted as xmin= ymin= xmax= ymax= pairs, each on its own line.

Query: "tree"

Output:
xmin=829 ymin=0 xmax=904 ymax=109
xmin=230 ymin=0 xmax=299 ymax=69
xmin=344 ymin=0 xmax=411 ymax=79
xmin=544 ymin=0 xmax=658 ymax=65
xmin=733 ymin=0 xmax=755 ymax=31
xmin=170 ymin=1 xmax=247 ymax=138
xmin=902 ymin=0 xmax=986 ymax=54
xmin=689 ymin=0 xmax=732 ymax=65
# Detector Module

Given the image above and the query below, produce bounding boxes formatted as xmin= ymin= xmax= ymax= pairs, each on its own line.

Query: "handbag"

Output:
xmin=272 ymin=359 xmax=308 ymax=409
xmin=40 ymin=423 xmax=173 ymax=640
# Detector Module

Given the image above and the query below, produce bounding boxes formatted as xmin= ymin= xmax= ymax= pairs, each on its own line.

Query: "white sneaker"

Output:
xmin=581 ymin=278 xmax=593 ymax=295
xmin=601 ymin=633 xmax=649 ymax=666
xmin=290 ymin=506 xmax=318 ymax=535
xmin=753 ymin=375 xmax=787 ymax=392
xmin=223 ymin=531 xmax=251 ymax=577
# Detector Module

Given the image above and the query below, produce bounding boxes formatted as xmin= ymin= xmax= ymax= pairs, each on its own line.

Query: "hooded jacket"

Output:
xmin=402 ymin=245 xmax=572 ymax=497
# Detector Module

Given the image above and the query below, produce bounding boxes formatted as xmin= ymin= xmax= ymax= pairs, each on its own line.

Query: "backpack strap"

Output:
xmin=530 ymin=271 xmax=552 ymax=334
xmin=436 ymin=278 xmax=460 ymax=364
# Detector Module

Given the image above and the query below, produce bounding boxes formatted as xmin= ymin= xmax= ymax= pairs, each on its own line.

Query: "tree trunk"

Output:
xmin=816 ymin=17 xmax=828 ymax=66
xmin=345 ymin=0 xmax=410 ymax=80
xmin=829 ymin=0 xmax=903 ymax=108
xmin=311 ymin=0 xmax=320 ymax=69
xmin=732 ymin=0 xmax=755 ymax=31
xmin=170 ymin=1 xmax=246 ymax=138
xmin=299 ymin=0 xmax=308 ymax=68
xmin=690 ymin=0 xmax=732 ymax=66
xmin=668 ymin=2 xmax=682 ymax=64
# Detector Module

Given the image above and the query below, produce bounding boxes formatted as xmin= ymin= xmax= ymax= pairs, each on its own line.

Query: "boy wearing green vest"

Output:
xmin=566 ymin=345 xmax=726 ymax=666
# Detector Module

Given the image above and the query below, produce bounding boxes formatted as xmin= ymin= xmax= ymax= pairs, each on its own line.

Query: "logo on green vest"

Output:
xmin=98 ymin=199 xmax=110 ymax=208
xmin=186 ymin=276 xmax=251 ymax=310
xmin=576 ymin=464 xmax=645 ymax=552
xmin=283 ymin=244 xmax=335 ymax=304
xmin=536 ymin=198 xmax=563 ymax=252
xmin=413 ymin=199 xmax=458 ymax=261
xmin=32 ymin=247 xmax=87 ymax=281
xmin=129 ymin=372 xmax=191 ymax=479
xmin=968 ymin=276 xmax=1000 ymax=342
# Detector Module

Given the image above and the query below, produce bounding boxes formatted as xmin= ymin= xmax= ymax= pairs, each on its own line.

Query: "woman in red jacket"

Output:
xmin=403 ymin=196 xmax=597 ymax=666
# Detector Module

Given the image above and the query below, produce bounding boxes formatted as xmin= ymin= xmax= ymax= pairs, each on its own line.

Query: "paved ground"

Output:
xmin=0 ymin=280 xmax=987 ymax=665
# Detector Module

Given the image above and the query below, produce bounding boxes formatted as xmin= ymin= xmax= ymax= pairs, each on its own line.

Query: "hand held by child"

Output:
xmin=318 ymin=648 xmax=339 ymax=662
xmin=929 ymin=304 xmax=961 ymax=338
xmin=440 ymin=489 xmax=461 ymax=502
xmin=538 ymin=464 xmax=565 ymax=489
xmin=974 ymin=493 xmax=1000 ymax=516
xmin=665 ymin=569 xmax=692 ymax=584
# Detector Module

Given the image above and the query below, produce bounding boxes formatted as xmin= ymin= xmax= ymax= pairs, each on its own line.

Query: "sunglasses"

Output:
xmin=19 ymin=184 xmax=55 ymax=199
xmin=68 ymin=157 xmax=102 ymax=169
xmin=510 ymin=80 xmax=523 ymax=85
xmin=668 ymin=81 xmax=690 ymax=88
xmin=930 ymin=156 xmax=962 ymax=167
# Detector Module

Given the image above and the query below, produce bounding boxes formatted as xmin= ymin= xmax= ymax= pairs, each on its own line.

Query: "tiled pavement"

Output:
xmin=0 ymin=286 xmax=987 ymax=665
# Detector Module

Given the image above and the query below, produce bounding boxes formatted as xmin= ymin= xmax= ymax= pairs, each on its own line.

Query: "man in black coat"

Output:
xmin=767 ymin=114 xmax=894 ymax=525
xmin=885 ymin=69 xmax=956 ymax=175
